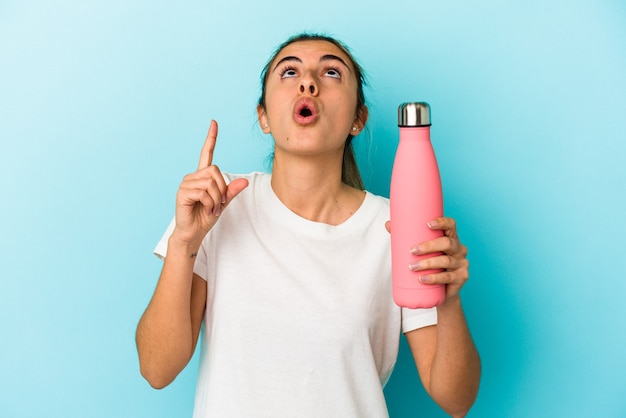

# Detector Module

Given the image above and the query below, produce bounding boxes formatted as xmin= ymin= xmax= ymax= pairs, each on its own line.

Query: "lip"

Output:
xmin=293 ymin=98 xmax=319 ymax=125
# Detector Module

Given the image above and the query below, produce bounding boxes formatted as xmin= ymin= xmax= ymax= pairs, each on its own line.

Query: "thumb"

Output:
xmin=224 ymin=178 xmax=249 ymax=205
xmin=385 ymin=220 xmax=391 ymax=234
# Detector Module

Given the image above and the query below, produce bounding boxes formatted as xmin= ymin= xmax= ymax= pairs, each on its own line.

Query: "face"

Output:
xmin=257 ymin=40 xmax=367 ymax=159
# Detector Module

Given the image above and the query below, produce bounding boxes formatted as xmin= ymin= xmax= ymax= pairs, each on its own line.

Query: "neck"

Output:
xmin=270 ymin=153 xmax=364 ymax=225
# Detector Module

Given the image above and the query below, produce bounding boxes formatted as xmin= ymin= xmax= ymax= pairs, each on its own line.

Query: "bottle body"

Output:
xmin=390 ymin=123 xmax=445 ymax=309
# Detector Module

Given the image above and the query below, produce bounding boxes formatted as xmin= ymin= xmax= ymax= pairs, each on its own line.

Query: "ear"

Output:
xmin=257 ymin=105 xmax=271 ymax=134
xmin=352 ymin=105 xmax=369 ymax=133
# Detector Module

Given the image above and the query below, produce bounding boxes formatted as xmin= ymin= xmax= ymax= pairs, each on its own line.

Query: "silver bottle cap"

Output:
xmin=398 ymin=102 xmax=431 ymax=127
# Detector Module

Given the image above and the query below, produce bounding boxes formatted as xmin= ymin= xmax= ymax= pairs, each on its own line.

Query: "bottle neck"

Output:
xmin=399 ymin=126 xmax=431 ymax=141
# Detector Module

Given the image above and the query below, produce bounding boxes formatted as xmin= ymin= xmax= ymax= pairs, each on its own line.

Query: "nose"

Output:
xmin=299 ymin=76 xmax=317 ymax=95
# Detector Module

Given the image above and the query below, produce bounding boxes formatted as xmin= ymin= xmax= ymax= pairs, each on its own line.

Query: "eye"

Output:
xmin=279 ymin=66 xmax=298 ymax=78
xmin=324 ymin=66 xmax=342 ymax=79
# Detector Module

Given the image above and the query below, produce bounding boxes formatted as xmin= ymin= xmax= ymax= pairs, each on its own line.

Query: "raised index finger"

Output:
xmin=198 ymin=120 xmax=218 ymax=170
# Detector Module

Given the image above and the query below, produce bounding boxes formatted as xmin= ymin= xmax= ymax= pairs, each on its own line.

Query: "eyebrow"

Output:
xmin=272 ymin=54 xmax=351 ymax=73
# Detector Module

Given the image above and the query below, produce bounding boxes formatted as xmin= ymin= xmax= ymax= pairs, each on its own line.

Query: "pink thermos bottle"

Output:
xmin=390 ymin=102 xmax=446 ymax=309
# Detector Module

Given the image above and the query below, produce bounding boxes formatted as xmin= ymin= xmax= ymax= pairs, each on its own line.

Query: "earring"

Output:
xmin=352 ymin=126 xmax=358 ymax=132
xmin=264 ymin=123 xmax=269 ymax=128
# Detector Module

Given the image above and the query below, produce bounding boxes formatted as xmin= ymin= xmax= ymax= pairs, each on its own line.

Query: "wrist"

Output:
xmin=167 ymin=230 xmax=203 ymax=258
xmin=438 ymin=294 xmax=462 ymax=311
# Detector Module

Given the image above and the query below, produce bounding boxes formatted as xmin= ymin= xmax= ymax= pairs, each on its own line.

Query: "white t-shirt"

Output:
xmin=154 ymin=172 xmax=437 ymax=418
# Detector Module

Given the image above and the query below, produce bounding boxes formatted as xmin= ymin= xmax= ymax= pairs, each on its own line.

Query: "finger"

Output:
xmin=179 ymin=175 xmax=225 ymax=210
xmin=206 ymin=181 xmax=226 ymax=216
xmin=427 ymin=217 xmax=458 ymax=238
xmin=384 ymin=221 xmax=391 ymax=233
xmin=180 ymin=174 xmax=225 ymax=196
xmin=417 ymin=265 xmax=469 ymax=287
xmin=224 ymin=178 xmax=249 ymax=204
xmin=183 ymin=166 xmax=227 ymax=190
xmin=193 ymin=166 xmax=228 ymax=201
xmin=207 ymin=166 xmax=228 ymax=202
xmin=197 ymin=120 xmax=218 ymax=170
xmin=213 ymin=178 xmax=249 ymax=217
xmin=409 ymin=253 xmax=468 ymax=272
xmin=411 ymin=235 xmax=459 ymax=256
xmin=188 ymin=178 xmax=225 ymax=215
xmin=177 ymin=188 xmax=218 ymax=213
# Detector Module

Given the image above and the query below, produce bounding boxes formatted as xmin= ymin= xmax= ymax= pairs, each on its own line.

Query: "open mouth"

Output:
xmin=293 ymin=98 xmax=318 ymax=124
xmin=299 ymin=107 xmax=313 ymax=117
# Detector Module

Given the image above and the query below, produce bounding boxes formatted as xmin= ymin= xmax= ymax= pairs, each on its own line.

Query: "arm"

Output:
xmin=135 ymin=120 xmax=248 ymax=388
xmin=404 ymin=217 xmax=481 ymax=417
xmin=136 ymin=245 xmax=207 ymax=389
xmin=406 ymin=298 xmax=480 ymax=417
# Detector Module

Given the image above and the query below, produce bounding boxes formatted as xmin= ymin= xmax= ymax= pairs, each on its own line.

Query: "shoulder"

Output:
xmin=363 ymin=190 xmax=390 ymax=219
xmin=364 ymin=190 xmax=389 ymax=206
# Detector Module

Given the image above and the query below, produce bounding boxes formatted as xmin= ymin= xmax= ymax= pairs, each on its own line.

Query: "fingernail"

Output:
xmin=419 ymin=275 xmax=431 ymax=283
xmin=221 ymin=194 xmax=227 ymax=204
xmin=428 ymin=220 xmax=438 ymax=228
xmin=214 ymin=205 xmax=221 ymax=216
xmin=410 ymin=246 xmax=423 ymax=255
xmin=409 ymin=262 xmax=422 ymax=271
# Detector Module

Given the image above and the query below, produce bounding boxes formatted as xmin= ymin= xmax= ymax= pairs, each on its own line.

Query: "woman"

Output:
xmin=136 ymin=33 xmax=480 ymax=417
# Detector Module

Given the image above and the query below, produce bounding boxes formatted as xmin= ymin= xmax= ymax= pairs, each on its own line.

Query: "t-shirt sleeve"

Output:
xmin=153 ymin=217 xmax=176 ymax=260
xmin=152 ymin=217 xmax=209 ymax=282
xmin=401 ymin=306 xmax=438 ymax=333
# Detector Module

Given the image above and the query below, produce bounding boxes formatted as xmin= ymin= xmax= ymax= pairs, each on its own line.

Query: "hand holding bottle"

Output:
xmin=386 ymin=215 xmax=469 ymax=304
xmin=404 ymin=217 xmax=469 ymax=302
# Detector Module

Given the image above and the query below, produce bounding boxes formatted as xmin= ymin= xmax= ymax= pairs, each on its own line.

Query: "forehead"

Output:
xmin=272 ymin=40 xmax=355 ymax=70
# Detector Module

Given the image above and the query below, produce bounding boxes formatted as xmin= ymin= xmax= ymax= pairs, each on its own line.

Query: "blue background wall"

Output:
xmin=1 ymin=1 xmax=625 ymax=417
